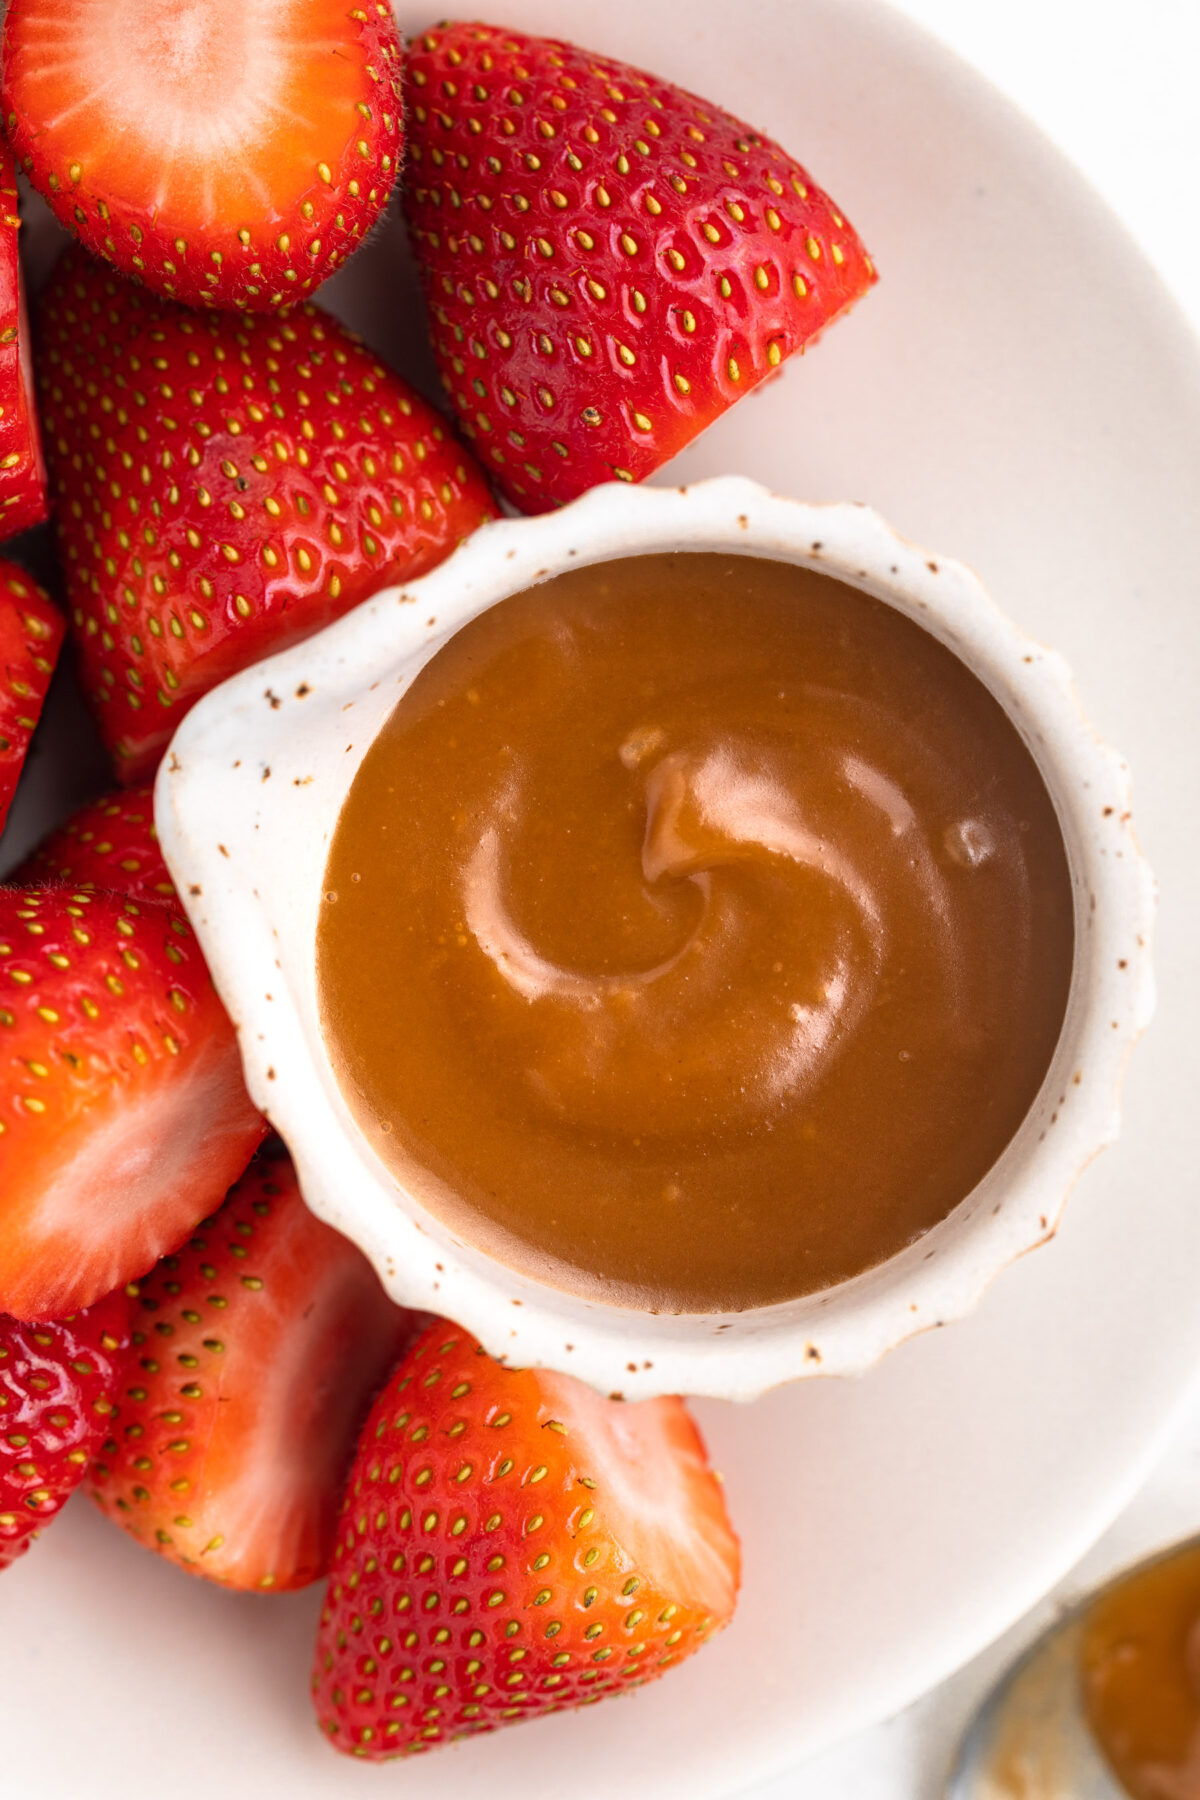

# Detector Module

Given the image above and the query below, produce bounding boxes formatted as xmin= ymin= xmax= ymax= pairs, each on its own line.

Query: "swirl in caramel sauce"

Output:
xmin=317 ymin=553 xmax=1074 ymax=1312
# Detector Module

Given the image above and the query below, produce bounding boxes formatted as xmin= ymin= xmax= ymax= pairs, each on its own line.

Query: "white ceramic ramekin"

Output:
xmin=156 ymin=477 xmax=1154 ymax=1402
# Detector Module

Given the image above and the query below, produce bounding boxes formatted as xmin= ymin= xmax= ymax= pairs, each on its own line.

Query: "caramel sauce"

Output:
xmin=1082 ymin=1542 xmax=1200 ymax=1800
xmin=316 ymin=553 xmax=1074 ymax=1312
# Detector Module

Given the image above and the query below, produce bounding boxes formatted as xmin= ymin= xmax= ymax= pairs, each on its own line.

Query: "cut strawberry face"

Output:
xmin=0 ymin=886 xmax=267 ymax=1321
xmin=1 ymin=0 xmax=403 ymax=311
xmin=1 ymin=1288 xmax=131 ymax=1570
xmin=16 ymin=784 xmax=176 ymax=903
xmin=0 ymin=144 xmax=48 ymax=537
xmin=90 ymin=1149 xmax=421 ymax=1591
xmin=403 ymin=23 xmax=877 ymax=512
xmin=0 ymin=559 xmax=63 ymax=835
xmin=37 ymin=250 xmax=498 ymax=781
xmin=313 ymin=1323 xmax=740 ymax=1759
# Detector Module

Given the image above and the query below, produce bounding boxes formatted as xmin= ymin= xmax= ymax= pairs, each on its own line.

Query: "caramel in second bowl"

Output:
xmin=316 ymin=551 xmax=1074 ymax=1314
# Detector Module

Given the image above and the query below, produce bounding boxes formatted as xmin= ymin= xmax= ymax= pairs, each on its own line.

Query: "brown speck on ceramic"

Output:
xmin=261 ymin=766 xmax=271 ymax=782
xmin=189 ymin=884 xmax=202 ymax=896
xmin=266 ymin=1067 xmax=276 ymax=1081
xmin=295 ymin=683 xmax=311 ymax=699
xmin=265 ymin=689 xmax=282 ymax=710
xmin=218 ymin=844 xmax=229 ymax=858
xmin=927 ymin=560 xmax=939 ymax=573
xmin=806 ymin=1345 xmax=821 ymax=1362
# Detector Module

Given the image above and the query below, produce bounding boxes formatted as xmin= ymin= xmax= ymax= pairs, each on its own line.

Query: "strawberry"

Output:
xmin=16 ymin=784 xmax=176 ymax=903
xmin=36 ymin=250 xmax=498 ymax=781
xmin=90 ymin=1149 xmax=421 ymax=1592
xmin=0 ymin=139 xmax=48 ymax=539
xmin=1 ymin=1287 xmax=130 ymax=1569
xmin=403 ymin=22 xmax=877 ymax=513
xmin=312 ymin=1323 xmax=740 ymax=1759
xmin=0 ymin=559 xmax=63 ymax=834
xmin=1 ymin=0 xmax=403 ymax=312
xmin=0 ymin=885 xmax=267 ymax=1321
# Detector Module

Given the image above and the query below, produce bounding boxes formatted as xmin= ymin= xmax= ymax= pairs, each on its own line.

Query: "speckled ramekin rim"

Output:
xmin=155 ymin=475 xmax=1155 ymax=1403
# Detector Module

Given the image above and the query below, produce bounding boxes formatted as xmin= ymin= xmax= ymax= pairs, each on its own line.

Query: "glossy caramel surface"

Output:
xmin=1083 ymin=1541 xmax=1200 ymax=1800
xmin=317 ymin=553 xmax=1074 ymax=1312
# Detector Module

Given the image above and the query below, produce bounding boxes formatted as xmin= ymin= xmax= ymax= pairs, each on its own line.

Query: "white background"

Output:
xmin=747 ymin=1 xmax=1200 ymax=1792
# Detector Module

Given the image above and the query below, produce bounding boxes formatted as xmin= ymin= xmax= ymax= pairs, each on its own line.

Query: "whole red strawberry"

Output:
xmin=0 ymin=141 xmax=47 ymax=537
xmin=0 ymin=559 xmax=63 ymax=833
xmin=312 ymin=1323 xmax=740 ymax=1759
xmin=403 ymin=22 xmax=877 ymax=512
xmin=2 ymin=0 xmax=402 ymax=311
xmin=1 ymin=1287 xmax=130 ymax=1570
xmin=91 ymin=1149 xmax=420 ymax=1592
xmin=37 ymin=249 xmax=498 ymax=781
xmin=0 ymin=885 xmax=267 ymax=1320
xmin=16 ymin=784 xmax=175 ymax=903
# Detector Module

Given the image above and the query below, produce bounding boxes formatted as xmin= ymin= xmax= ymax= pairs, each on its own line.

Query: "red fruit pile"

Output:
xmin=0 ymin=1 xmax=873 ymax=1768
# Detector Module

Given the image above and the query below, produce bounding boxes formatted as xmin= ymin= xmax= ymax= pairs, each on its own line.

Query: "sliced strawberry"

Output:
xmin=16 ymin=784 xmax=176 ymax=903
xmin=36 ymin=249 xmax=498 ymax=781
xmin=0 ymin=885 xmax=267 ymax=1321
xmin=90 ymin=1149 xmax=421 ymax=1591
xmin=403 ymin=22 xmax=877 ymax=513
xmin=0 ymin=558 xmax=63 ymax=834
xmin=0 ymin=141 xmax=48 ymax=535
xmin=1 ymin=1287 xmax=130 ymax=1569
xmin=313 ymin=1323 xmax=740 ymax=1759
xmin=2 ymin=0 xmax=403 ymax=312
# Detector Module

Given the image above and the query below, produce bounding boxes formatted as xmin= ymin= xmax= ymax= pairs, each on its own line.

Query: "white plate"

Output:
xmin=5 ymin=0 xmax=1200 ymax=1793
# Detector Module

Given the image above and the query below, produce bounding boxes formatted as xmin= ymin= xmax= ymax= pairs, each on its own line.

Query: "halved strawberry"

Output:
xmin=37 ymin=248 xmax=498 ymax=781
xmin=2 ymin=0 xmax=403 ymax=312
xmin=313 ymin=1323 xmax=740 ymax=1759
xmin=1 ymin=1286 xmax=130 ymax=1569
xmin=90 ymin=1148 xmax=421 ymax=1591
xmin=0 ymin=885 xmax=267 ymax=1321
xmin=0 ymin=558 xmax=63 ymax=834
xmin=404 ymin=22 xmax=877 ymax=512
xmin=0 ymin=142 xmax=47 ymax=535
xmin=15 ymin=784 xmax=176 ymax=903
